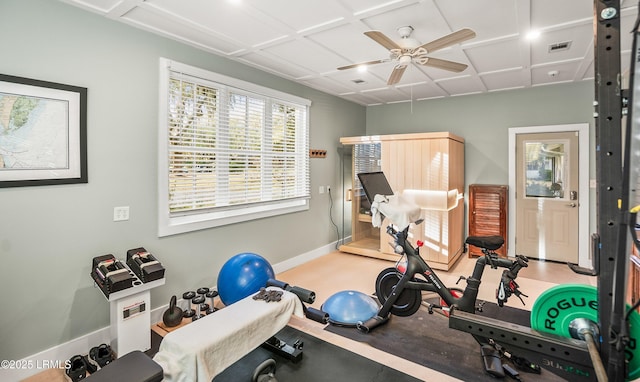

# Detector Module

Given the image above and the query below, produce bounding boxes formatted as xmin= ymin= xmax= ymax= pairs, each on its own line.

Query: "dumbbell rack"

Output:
xmin=93 ymin=263 xmax=165 ymax=357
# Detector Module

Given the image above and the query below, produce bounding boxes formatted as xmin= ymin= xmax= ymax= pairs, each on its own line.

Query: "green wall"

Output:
xmin=365 ymin=81 xmax=595 ymax=186
xmin=0 ymin=0 xmax=365 ymax=360
xmin=0 ymin=0 xmax=597 ymax=363
xmin=365 ymin=80 xmax=596 ymax=255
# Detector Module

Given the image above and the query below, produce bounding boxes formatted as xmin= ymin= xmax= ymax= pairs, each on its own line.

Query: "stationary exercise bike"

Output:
xmin=357 ymin=219 xmax=529 ymax=333
xmin=355 ymin=172 xmax=529 ymax=334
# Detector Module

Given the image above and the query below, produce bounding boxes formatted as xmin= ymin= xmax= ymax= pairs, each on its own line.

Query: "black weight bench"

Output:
xmin=86 ymin=350 xmax=163 ymax=382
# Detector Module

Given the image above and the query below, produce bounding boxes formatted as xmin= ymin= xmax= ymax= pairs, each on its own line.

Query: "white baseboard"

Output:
xmin=1 ymin=326 xmax=112 ymax=381
xmin=3 ymin=241 xmax=337 ymax=380
xmin=271 ymin=240 xmax=338 ymax=274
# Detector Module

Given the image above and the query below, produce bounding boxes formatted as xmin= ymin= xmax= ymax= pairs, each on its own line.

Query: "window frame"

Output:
xmin=158 ymin=58 xmax=311 ymax=237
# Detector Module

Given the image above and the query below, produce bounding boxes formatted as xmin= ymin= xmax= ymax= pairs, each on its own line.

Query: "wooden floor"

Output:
xmin=24 ymin=251 xmax=596 ymax=382
xmin=279 ymin=251 xmax=597 ymax=382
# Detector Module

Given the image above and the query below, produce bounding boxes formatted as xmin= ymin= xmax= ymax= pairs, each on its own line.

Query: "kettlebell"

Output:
xmin=163 ymin=295 xmax=183 ymax=327
xmin=252 ymin=359 xmax=278 ymax=382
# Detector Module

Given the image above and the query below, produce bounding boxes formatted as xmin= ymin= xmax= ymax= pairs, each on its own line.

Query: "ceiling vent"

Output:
xmin=548 ymin=41 xmax=572 ymax=53
xmin=352 ymin=79 xmax=365 ymax=84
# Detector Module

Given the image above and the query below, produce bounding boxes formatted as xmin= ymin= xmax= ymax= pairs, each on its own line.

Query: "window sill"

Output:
xmin=158 ymin=199 xmax=309 ymax=237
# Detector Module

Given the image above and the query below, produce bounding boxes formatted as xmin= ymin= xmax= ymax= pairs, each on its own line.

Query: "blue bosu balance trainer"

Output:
xmin=321 ymin=290 xmax=379 ymax=327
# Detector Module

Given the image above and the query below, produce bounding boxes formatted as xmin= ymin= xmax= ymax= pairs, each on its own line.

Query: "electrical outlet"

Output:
xmin=113 ymin=206 xmax=130 ymax=221
xmin=326 ymin=185 xmax=331 ymax=193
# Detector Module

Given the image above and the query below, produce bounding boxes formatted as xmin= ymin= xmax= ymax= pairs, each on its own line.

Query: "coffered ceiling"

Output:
xmin=60 ymin=0 xmax=637 ymax=106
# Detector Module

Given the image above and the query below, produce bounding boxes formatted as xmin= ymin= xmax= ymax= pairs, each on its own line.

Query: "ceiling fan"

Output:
xmin=338 ymin=26 xmax=476 ymax=85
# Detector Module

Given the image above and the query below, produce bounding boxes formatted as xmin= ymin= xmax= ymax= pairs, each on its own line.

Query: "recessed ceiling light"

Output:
xmin=526 ymin=30 xmax=541 ymax=40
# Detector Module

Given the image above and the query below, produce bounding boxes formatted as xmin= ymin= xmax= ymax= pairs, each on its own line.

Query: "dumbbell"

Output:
xmin=192 ymin=295 xmax=205 ymax=321
xmin=182 ymin=291 xmax=196 ymax=318
xmin=197 ymin=287 xmax=210 ymax=313
xmin=206 ymin=290 xmax=219 ymax=314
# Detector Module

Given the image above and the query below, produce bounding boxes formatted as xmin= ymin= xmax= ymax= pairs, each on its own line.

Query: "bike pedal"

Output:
xmin=423 ymin=302 xmax=442 ymax=314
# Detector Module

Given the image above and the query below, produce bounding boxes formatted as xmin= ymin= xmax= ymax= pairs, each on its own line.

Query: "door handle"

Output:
xmin=567 ymin=203 xmax=577 ymax=208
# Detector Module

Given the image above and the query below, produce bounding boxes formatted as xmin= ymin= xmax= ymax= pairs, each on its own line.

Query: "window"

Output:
xmin=353 ymin=142 xmax=382 ymax=214
xmin=523 ymin=140 xmax=568 ymax=198
xmin=158 ymin=59 xmax=310 ymax=236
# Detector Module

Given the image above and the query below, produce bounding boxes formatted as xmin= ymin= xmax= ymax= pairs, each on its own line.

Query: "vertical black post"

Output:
xmin=593 ymin=0 xmax=627 ymax=379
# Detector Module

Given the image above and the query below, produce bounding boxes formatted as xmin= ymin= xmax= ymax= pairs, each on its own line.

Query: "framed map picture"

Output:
xmin=0 ymin=74 xmax=87 ymax=187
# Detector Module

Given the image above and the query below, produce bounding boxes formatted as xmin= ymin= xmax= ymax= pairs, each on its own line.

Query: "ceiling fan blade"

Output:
xmin=337 ymin=59 xmax=389 ymax=71
xmin=387 ymin=65 xmax=407 ymax=85
xmin=419 ymin=28 xmax=476 ymax=54
xmin=418 ymin=57 xmax=468 ymax=72
xmin=364 ymin=31 xmax=402 ymax=51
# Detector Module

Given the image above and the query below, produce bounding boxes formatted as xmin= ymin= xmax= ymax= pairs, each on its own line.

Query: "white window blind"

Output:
xmin=158 ymin=59 xmax=310 ymax=236
xmin=353 ymin=143 xmax=382 ymax=201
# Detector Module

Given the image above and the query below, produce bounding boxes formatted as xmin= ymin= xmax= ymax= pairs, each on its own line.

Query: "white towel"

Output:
xmin=370 ymin=194 xmax=421 ymax=230
xmin=153 ymin=287 xmax=303 ymax=382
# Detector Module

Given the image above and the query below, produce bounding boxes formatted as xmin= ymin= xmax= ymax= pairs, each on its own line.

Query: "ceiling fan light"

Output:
xmin=357 ymin=65 xmax=368 ymax=73
xmin=399 ymin=55 xmax=412 ymax=64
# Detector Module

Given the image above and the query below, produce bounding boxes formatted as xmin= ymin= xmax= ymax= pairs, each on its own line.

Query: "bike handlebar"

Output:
xmin=506 ymin=254 xmax=529 ymax=278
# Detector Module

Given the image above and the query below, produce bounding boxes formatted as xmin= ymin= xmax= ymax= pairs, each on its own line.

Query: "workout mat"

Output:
xmin=212 ymin=325 xmax=422 ymax=382
xmin=325 ymin=300 xmax=567 ymax=381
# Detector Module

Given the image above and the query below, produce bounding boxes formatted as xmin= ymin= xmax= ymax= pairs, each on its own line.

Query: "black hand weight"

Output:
xmin=163 ymin=295 xmax=183 ymax=327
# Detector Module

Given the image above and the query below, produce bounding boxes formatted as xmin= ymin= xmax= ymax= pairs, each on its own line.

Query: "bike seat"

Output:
xmin=465 ymin=236 xmax=504 ymax=251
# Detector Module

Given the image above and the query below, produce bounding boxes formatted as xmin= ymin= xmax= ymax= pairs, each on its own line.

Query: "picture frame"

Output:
xmin=0 ymin=74 xmax=87 ymax=188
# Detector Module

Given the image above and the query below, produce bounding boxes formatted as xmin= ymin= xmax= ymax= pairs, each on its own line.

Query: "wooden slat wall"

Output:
xmin=379 ymin=136 xmax=465 ymax=270
xmin=339 ymin=132 xmax=464 ymax=270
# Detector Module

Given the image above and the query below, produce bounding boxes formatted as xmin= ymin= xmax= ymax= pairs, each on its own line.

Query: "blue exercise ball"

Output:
xmin=322 ymin=290 xmax=379 ymax=326
xmin=217 ymin=252 xmax=275 ymax=306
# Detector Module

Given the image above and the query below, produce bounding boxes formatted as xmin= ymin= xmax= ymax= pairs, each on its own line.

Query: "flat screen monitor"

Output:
xmin=357 ymin=171 xmax=394 ymax=204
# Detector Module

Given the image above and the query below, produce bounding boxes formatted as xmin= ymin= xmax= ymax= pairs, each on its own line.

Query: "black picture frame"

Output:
xmin=0 ymin=74 xmax=87 ymax=187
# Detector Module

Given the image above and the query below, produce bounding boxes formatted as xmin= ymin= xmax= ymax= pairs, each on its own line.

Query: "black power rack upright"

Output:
xmin=450 ymin=1 xmax=640 ymax=381
xmin=593 ymin=0 xmax=637 ymax=380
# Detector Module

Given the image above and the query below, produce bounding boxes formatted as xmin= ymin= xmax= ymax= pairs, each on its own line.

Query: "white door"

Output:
xmin=515 ymin=132 xmax=578 ymax=262
xmin=508 ymin=124 xmax=590 ymax=266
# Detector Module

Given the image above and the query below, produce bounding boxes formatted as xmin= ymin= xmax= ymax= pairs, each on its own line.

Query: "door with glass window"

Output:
xmin=515 ymin=132 xmax=579 ymax=262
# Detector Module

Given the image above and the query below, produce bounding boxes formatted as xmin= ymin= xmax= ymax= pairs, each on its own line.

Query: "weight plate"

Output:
xmin=630 ymin=308 xmax=640 ymax=380
xmin=531 ymin=284 xmax=640 ymax=380
xmin=531 ymin=284 xmax=599 ymax=338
